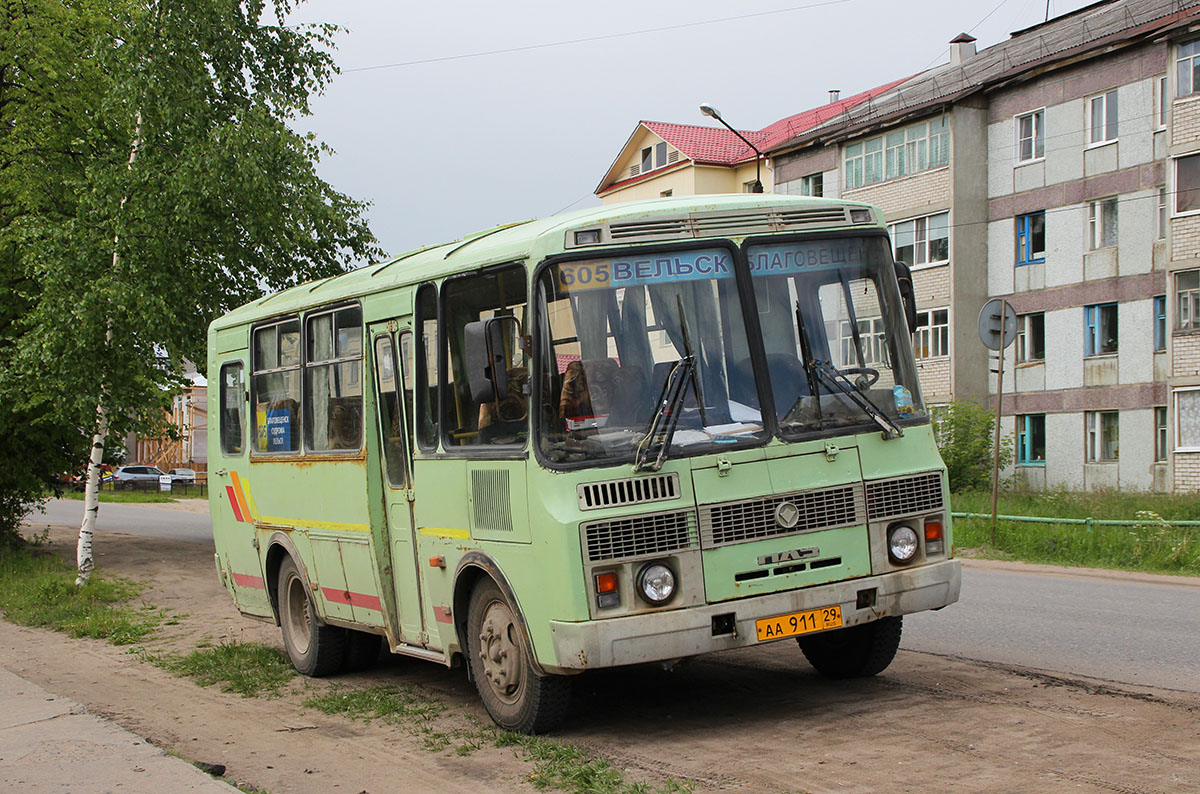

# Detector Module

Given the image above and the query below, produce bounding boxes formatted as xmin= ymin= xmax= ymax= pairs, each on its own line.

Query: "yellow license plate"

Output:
xmin=755 ymin=605 xmax=842 ymax=642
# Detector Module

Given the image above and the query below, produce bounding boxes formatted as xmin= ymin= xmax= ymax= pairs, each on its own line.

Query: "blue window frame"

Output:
xmin=1084 ymin=303 xmax=1118 ymax=356
xmin=1154 ymin=295 xmax=1167 ymax=352
xmin=1016 ymin=212 xmax=1045 ymax=266
xmin=1017 ymin=414 xmax=1046 ymax=465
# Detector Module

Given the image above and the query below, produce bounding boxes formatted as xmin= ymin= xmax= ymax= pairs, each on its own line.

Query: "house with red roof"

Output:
xmin=593 ymin=80 xmax=908 ymax=203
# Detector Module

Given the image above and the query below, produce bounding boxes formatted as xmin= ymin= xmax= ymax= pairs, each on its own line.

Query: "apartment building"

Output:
xmin=765 ymin=0 xmax=1199 ymax=491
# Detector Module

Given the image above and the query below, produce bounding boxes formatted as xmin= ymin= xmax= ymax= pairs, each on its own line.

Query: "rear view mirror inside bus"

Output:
xmin=465 ymin=318 xmax=510 ymax=403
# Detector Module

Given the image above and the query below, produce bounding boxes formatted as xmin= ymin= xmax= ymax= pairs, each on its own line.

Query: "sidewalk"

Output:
xmin=0 ymin=666 xmax=237 ymax=793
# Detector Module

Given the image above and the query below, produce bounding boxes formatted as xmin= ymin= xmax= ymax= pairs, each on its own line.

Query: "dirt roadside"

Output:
xmin=3 ymin=525 xmax=1198 ymax=794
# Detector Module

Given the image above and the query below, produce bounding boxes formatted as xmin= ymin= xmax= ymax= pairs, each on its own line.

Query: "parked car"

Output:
xmin=168 ymin=468 xmax=197 ymax=484
xmin=112 ymin=465 xmax=167 ymax=490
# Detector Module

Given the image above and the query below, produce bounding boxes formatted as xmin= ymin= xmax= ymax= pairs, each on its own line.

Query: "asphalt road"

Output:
xmin=30 ymin=498 xmax=214 ymax=546
xmin=26 ymin=499 xmax=1200 ymax=692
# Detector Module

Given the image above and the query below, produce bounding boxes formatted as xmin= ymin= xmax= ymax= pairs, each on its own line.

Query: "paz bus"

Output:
xmin=208 ymin=193 xmax=961 ymax=733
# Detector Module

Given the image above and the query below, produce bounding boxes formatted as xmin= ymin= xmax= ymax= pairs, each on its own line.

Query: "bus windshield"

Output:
xmin=536 ymin=248 xmax=767 ymax=465
xmin=747 ymin=235 xmax=925 ymax=438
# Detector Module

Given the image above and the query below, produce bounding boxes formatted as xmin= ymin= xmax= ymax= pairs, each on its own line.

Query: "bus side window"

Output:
xmin=416 ymin=284 xmax=439 ymax=451
xmin=252 ymin=318 xmax=302 ymax=453
xmin=304 ymin=305 xmax=364 ymax=452
xmin=220 ymin=362 xmax=245 ymax=455
xmin=441 ymin=264 xmax=529 ymax=447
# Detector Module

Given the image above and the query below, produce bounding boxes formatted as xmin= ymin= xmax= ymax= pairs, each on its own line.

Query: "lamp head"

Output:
xmin=699 ymin=103 xmax=721 ymax=119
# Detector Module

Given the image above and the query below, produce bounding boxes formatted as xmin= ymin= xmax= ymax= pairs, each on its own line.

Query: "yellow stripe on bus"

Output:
xmin=256 ymin=516 xmax=371 ymax=533
xmin=240 ymin=479 xmax=260 ymax=521
xmin=229 ymin=471 xmax=252 ymax=522
xmin=419 ymin=527 xmax=471 ymax=539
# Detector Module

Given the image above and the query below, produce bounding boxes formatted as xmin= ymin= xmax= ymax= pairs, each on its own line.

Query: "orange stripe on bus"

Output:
xmin=320 ymin=587 xmax=382 ymax=612
xmin=231 ymin=572 xmax=264 ymax=589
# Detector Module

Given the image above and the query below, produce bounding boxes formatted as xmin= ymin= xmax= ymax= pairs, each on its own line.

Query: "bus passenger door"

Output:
xmin=370 ymin=323 xmax=426 ymax=646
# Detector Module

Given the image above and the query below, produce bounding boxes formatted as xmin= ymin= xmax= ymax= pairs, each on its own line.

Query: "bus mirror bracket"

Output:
xmin=894 ymin=260 xmax=919 ymax=335
xmin=465 ymin=318 xmax=510 ymax=403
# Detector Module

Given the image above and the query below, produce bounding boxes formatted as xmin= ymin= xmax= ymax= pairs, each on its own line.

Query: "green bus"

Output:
xmin=208 ymin=193 xmax=961 ymax=733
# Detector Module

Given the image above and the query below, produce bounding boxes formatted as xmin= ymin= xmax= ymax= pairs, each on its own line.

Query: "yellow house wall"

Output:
xmin=600 ymin=167 xmax=697 ymax=203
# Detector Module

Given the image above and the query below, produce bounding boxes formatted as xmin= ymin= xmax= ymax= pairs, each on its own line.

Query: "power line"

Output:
xmin=342 ymin=0 xmax=855 ymax=73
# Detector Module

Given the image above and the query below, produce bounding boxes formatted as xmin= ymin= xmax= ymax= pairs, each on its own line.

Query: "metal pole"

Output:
xmin=990 ymin=299 xmax=1007 ymax=546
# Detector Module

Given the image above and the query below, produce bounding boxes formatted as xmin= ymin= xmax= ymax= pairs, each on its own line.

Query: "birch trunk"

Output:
xmin=77 ymin=112 xmax=142 ymax=586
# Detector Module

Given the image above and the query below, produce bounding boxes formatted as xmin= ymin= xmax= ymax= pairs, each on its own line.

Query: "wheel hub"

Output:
xmin=477 ymin=601 xmax=523 ymax=703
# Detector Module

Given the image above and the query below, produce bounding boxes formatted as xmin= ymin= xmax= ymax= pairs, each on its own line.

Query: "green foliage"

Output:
xmin=493 ymin=731 xmax=694 ymax=794
xmin=0 ymin=0 xmax=380 ymax=532
xmin=0 ymin=543 xmax=161 ymax=643
xmin=933 ymin=400 xmax=1011 ymax=492
xmin=152 ymin=641 xmax=297 ymax=697
xmin=952 ymin=491 xmax=1200 ymax=574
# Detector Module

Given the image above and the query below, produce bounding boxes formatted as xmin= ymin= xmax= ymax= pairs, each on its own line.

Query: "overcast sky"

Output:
xmin=285 ymin=0 xmax=1097 ymax=260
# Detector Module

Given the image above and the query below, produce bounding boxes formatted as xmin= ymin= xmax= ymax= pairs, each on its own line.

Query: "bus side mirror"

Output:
xmin=465 ymin=319 xmax=509 ymax=403
xmin=894 ymin=261 xmax=919 ymax=335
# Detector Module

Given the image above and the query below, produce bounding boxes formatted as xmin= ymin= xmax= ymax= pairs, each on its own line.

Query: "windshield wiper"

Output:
xmin=812 ymin=361 xmax=903 ymax=440
xmin=779 ymin=301 xmax=824 ymax=426
xmin=634 ymin=355 xmax=694 ymax=472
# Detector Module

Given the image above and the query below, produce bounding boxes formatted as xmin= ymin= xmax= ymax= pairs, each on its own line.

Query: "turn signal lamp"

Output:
xmin=594 ymin=571 xmax=620 ymax=608
xmin=924 ymin=517 xmax=945 ymax=556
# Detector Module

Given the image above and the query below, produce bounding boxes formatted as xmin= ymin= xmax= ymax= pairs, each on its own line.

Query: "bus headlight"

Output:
xmin=636 ymin=562 xmax=676 ymax=605
xmin=887 ymin=525 xmax=919 ymax=565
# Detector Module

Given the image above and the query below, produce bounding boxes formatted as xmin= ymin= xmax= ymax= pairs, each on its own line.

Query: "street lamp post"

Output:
xmin=700 ymin=102 xmax=763 ymax=193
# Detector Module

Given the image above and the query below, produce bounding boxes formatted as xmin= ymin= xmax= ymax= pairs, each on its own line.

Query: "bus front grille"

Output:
xmin=583 ymin=509 xmax=698 ymax=562
xmin=864 ymin=472 xmax=944 ymax=520
xmin=699 ymin=485 xmax=864 ymax=548
xmin=577 ymin=472 xmax=680 ymax=510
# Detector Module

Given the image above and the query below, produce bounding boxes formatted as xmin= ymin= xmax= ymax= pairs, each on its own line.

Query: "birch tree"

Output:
xmin=3 ymin=0 xmax=379 ymax=579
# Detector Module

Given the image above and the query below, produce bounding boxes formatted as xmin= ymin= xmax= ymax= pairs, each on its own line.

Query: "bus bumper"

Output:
xmin=545 ymin=559 xmax=960 ymax=672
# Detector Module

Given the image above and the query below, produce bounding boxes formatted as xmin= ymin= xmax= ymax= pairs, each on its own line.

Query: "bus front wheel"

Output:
xmin=278 ymin=555 xmax=345 ymax=677
xmin=466 ymin=579 xmax=570 ymax=734
xmin=797 ymin=616 xmax=903 ymax=678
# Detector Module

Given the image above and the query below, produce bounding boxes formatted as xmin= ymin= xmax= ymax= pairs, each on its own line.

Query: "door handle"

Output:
xmin=215 ymin=469 xmax=228 ymax=476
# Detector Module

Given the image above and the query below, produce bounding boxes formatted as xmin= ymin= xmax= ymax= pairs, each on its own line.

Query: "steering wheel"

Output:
xmin=836 ymin=366 xmax=880 ymax=389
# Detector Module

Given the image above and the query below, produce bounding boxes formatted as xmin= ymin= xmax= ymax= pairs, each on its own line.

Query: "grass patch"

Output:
xmin=304 ymin=683 xmax=444 ymax=725
xmin=493 ymin=730 xmax=693 ymax=794
xmin=152 ymin=641 xmax=297 ymax=697
xmin=0 ymin=544 xmax=161 ymax=644
xmin=952 ymin=490 xmax=1200 ymax=574
xmin=58 ymin=490 xmax=178 ymax=504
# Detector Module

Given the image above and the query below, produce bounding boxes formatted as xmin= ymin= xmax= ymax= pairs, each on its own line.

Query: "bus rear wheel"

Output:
xmin=466 ymin=579 xmax=570 ymax=734
xmin=278 ymin=555 xmax=345 ymax=677
xmin=797 ymin=616 xmax=903 ymax=678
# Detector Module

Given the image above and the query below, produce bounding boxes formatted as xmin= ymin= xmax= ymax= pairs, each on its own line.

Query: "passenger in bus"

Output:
xmin=477 ymin=365 xmax=529 ymax=444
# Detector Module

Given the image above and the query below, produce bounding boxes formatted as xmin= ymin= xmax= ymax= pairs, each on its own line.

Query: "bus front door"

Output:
xmin=370 ymin=324 xmax=427 ymax=647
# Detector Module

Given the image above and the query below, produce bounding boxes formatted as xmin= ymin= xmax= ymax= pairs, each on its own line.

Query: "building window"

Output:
xmin=1154 ymin=295 xmax=1167 ymax=352
xmin=1175 ymin=153 xmax=1200 ymax=215
xmin=1017 ymin=414 xmax=1046 ymax=465
xmin=1178 ymin=38 xmax=1200 ymax=98
xmin=1084 ymin=303 xmax=1118 ymax=356
xmin=1177 ymin=388 xmax=1200 ymax=451
xmin=659 ymin=189 xmax=673 ymax=198
xmin=1085 ymin=410 xmax=1119 ymax=462
xmin=655 ymin=142 xmax=667 ymax=168
xmin=1156 ymin=406 xmax=1168 ymax=462
xmin=1015 ymin=109 xmax=1045 ymax=162
xmin=1088 ymin=197 xmax=1118 ymax=250
xmin=1087 ymin=90 xmax=1118 ymax=144
xmin=1016 ymin=312 xmax=1045 ymax=363
xmin=1155 ymin=76 xmax=1169 ymax=128
xmin=800 ymin=173 xmax=823 ymax=196
xmin=1158 ymin=186 xmax=1168 ymax=239
xmin=839 ymin=317 xmax=886 ymax=367
xmin=844 ymin=117 xmax=948 ymax=189
xmin=913 ymin=308 xmax=949 ymax=359
xmin=1016 ymin=211 xmax=1046 ymax=265
xmin=640 ymin=147 xmax=652 ymax=173
xmin=890 ymin=212 xmax=949 ymax=266
xmin=1176 ymin=270 xmax=1200 ymax=331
